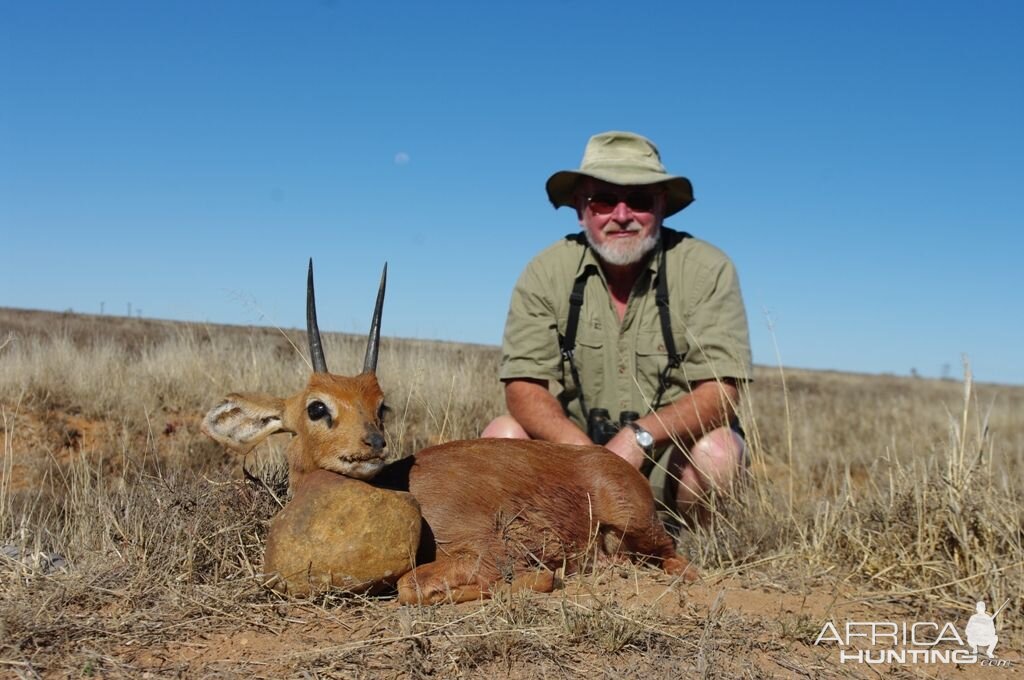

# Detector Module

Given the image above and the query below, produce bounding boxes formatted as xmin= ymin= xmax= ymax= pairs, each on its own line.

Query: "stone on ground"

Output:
xmin=263 ymin=469 xmax=421 ymax=596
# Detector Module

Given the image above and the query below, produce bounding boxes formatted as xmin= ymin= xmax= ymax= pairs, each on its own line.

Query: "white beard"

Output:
xmin=586 ymin=227 xmax=660 ymax=266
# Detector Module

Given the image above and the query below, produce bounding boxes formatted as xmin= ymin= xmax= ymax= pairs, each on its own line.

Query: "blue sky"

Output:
xmin=2 ymin=1 xmax=1022 ymax=384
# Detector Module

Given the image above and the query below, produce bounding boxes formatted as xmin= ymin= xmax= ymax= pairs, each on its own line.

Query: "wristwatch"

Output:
xmin=626 ymin=422 xmax=655 ymax=454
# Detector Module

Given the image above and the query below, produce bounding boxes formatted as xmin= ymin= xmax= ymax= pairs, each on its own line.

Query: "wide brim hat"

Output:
xmin=545 ymin=131 xmax=694 ymax=217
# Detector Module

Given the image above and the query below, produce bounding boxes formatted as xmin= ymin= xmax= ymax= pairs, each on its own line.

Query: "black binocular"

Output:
xmin=586 ymin=408 xmax=640 ymax=446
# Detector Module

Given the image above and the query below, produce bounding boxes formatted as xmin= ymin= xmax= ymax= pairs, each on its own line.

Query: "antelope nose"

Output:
xmin=364 ymin=431 xmax=386 ymax=452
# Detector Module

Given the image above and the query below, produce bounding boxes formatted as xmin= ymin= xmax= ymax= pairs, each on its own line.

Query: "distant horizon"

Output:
xmin=3 ymin=304 xmax=1011 ymax=388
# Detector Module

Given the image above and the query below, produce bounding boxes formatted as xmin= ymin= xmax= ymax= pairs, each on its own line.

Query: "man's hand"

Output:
xmin=604 ymin=428 xmax=646 ymax=470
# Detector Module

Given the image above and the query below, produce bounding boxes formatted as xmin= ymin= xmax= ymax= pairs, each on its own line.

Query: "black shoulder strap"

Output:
xmin=560 ymin=274 xmax=589 ymax=361
xmin=655 ymin=246 xmax=682 ymax=368
xmin=558 ymin=239 xmax=595 ymax=360
xmin=653 ymin=245 xmax=683 ymax=411
xmin=558 ymin=270 xmax=593 ymax=418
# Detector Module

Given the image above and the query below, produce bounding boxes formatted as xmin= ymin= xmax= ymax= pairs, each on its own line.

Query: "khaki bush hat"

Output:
xmin=546 ymin=131 xmax=694 ymax=217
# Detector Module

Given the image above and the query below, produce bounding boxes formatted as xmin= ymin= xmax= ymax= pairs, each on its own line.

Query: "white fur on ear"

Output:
xmin=201 ymin=393 xmax=288 ymax=453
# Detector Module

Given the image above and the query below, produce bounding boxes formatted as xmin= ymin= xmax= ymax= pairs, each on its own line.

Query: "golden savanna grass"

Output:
xmin=1 ymin=307 xmax=1022 ymax=678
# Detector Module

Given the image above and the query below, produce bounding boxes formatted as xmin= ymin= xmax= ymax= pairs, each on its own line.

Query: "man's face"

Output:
xmin=576 ymin=179 xmax=665 ymax=267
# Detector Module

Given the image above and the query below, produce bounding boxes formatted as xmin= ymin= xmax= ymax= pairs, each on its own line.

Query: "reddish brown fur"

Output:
xmin=394 ymin=439 xmax=695 ymax=603
xmin=203 ymin=366 xmax=697 ymax=604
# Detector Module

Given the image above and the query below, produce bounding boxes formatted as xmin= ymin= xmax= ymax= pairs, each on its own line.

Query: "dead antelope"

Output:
xmin=203 ymin=262 xmax=697 ymax=604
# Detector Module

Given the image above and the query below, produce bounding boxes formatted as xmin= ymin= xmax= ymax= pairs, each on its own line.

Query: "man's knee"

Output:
xmin=481 ymin=414 xmax=530 ymax=439
xmin=668 ymin=427 xmax=748 ymax=522
xmin=695 ymin=425 xmax=745 ymax=462
xmin=685 ymin=427 xmax=747 ymax=488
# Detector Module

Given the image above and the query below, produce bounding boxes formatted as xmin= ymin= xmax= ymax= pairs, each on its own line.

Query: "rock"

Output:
xmin=1 ymin=544 xmax=69 ymax=575
xmin=263 ymin=469 xmax=421 ymax=597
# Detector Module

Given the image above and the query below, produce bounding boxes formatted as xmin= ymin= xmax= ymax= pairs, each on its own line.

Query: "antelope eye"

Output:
xmin=307 ymin=400 xmax=330 ymax=422
xmin=378 ymin=403 xmax=391 ymax=422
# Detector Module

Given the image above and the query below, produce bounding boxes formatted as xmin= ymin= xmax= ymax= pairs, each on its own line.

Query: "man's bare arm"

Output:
xmin=504 ymin=378 xmax=592 ymax=446
xmin=603 ymin=378 xmax=740 ymax=468
xmin=643 ymin=378 xmax=740 ymax=448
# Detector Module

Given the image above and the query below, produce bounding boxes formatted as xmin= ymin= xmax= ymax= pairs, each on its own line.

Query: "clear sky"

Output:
xmin=3 ymin=1 xmax=1022 ymax=384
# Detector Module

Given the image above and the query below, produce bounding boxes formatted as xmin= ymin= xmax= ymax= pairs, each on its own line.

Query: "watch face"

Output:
xmin=635 ymin=428 xmax=654 ymax=449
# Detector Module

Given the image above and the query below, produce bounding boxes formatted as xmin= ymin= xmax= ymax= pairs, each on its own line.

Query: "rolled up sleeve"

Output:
xmin=499 ymin=262 xmax=563 ymax=383
xmin=678 ymin=257 xmax=752 ymax=383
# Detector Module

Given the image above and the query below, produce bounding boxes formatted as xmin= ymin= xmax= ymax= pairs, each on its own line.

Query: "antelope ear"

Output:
xmin=201 ymin=392 xmax=291 ymax=453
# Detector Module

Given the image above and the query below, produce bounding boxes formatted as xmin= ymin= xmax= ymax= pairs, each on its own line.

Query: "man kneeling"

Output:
xmin=483 ymin=131 xmax=753 ymax=528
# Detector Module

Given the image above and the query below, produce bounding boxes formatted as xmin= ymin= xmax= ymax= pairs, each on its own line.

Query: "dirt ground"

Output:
xmin=89 ymin=575 xmax=1023 ymax=678
xmin=2 ymin=309 xmax=1020 ymax=678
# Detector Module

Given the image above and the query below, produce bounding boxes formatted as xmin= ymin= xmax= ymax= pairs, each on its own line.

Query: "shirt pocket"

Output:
xmin=572 ymin=324 xmax=604 ymax=386
xmin=557 ymin=323 xmax=603 ymax=417
xmin=635 ymin=329 xmax=690 ymax=402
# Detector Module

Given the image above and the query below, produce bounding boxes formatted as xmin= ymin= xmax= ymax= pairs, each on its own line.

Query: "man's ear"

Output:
xmin=573 ymin=180 xmax=590 ymax=221
xmin=201 ymin=392 xmax=291 ymax=454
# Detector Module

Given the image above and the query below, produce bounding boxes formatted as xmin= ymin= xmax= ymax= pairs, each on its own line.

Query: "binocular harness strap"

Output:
xmin=557 ymin=245 xmax=682 ymax=421
xmin=558 ymin=272 xmax=592 ymax=420
xmin=652 ymin=245 xmax=683 ymax=411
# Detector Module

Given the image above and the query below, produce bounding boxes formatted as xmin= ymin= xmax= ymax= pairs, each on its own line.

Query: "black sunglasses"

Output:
xmin=586 ymin=191 xmax=657 ymax=214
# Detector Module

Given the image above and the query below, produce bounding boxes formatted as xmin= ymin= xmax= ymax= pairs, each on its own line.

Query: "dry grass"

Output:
xmin=1 ymin=307 xmax=1022 ymax=678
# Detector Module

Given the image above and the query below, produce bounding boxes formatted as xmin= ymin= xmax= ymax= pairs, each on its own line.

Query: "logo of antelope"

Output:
xmin=203 ymin=261 xmax=698 ymax=604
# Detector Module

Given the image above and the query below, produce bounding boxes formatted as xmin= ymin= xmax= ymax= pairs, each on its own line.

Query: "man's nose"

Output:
xmin=610 ymin=200 xmax=632 ymax=223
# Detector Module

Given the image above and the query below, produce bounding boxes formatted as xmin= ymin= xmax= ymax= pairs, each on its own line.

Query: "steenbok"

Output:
xmin=203 ymin=262 xmax=697 ymax=603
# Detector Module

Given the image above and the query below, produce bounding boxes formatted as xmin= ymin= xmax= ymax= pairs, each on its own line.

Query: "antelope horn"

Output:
xmin=363 ymin=263 xmax=387 ymax=374
xmin=306 ymin=259 xmax=329 ymax=374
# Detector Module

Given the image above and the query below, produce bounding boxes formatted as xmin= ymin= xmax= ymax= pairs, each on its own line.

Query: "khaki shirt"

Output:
xmin=499 ymin=227 xmax=752 ymax=430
